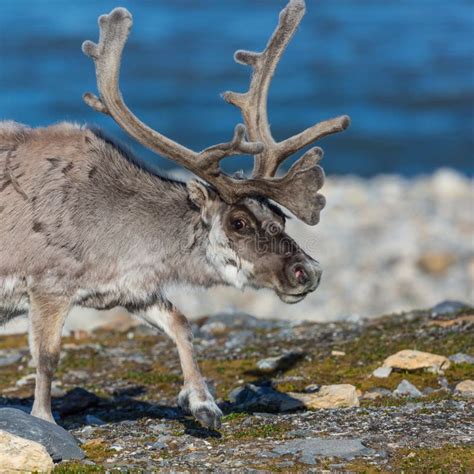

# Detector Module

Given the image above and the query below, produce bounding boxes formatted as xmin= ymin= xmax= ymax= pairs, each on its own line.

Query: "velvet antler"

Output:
xmin=83 ymin=1 xmax=350 ymax=224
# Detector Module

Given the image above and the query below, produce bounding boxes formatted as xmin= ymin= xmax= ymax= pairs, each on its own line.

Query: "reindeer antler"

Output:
xmin=223 ymin=0 xmax=350 ymax=178
xmin=82 ymin=2 xmax=350 ymax=225
xmin=82 ymin=9 xmax=262 ymax=178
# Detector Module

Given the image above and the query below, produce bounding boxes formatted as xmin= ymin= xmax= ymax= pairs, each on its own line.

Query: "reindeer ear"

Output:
xmin=187 ymin=180 xmax=220 ymax=224
xmin=187 ymin=180 xmax=213 ymax=208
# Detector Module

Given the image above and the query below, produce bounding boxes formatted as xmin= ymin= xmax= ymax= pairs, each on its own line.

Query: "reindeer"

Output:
xmin=0 ymin=0 xmax=349 ymax=429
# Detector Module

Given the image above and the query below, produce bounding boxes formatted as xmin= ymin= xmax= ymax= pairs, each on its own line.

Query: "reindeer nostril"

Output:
xmin=294 ymin=265 xmax=308 ymax=285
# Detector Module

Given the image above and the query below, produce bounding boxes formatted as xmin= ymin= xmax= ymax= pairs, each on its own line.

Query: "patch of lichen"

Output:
xmin=222 ymin=412 xmax=248 ymax=423
xmin=0 ymin=365 xmax=23 ymax=391
xmin=276 ymin=357 xmax=443 ymax=394
xmin=53 ymin=462 xmax=106 ymax=473
xmin=445 ymin=363 xmax=474 ymax=383
xmin=230 ymin=420 xmax=292 ymax=441
xmin=123 ymin=366 xmax=181 ymax=387
xmin=200 ymin=358 xmax=258 ymax=398
xmin=100 ymin=360 xmax=181 ymax=400
xmin=392 ymin=445 xmax=474 ymax=473
xmin=361 ymin=391 xmax=459 ymax=409
xmin=81 ymin=438 xmax=116 ymax=463
xmin=328 ymin=459 xmax=382 ymax=473
xmin=0 ymin=333 xmax=27 ymax=350
xmin=275 ymin=316 xmax=473 ymax=398
xmin=345 ymin=444 xmax=474 ymax=473
xmin=57 ymin=348 xmax=108 ymax=374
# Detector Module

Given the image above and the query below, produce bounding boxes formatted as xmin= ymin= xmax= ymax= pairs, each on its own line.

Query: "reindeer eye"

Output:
xmin=231 ymin=218 xmax=246 ymax=231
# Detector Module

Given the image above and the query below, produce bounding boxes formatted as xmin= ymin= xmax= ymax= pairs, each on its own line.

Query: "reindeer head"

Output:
xmin=83 ymin=0 xmax=350 ymax=303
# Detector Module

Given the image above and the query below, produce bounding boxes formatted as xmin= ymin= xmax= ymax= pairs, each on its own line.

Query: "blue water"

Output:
xmin=0 ymin=0 xmax=473 ymax=176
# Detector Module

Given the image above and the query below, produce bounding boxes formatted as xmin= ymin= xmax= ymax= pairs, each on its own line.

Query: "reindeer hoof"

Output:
xmin=193 ymin=402 xmax=222 ymax=430
xmin=178 ymin=386 xmax=222 ymax=430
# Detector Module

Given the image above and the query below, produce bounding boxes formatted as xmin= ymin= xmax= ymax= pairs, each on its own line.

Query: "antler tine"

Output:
xmin=223 ymin=0 xmax=350 ymax=178
xmin=82 ymin=3 xmax=348 ymax=225
xmin=82 ymin=8 xmax=263 ymax=193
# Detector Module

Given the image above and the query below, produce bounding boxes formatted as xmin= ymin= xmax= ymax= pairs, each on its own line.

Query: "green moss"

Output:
xmin=446 ymin=363 xmax=474 ymax=383
xmin=81 ymin=438 xmax=116 ymax=463
xmin=392 ymin=445 xmax=474 ymax=473
xmin=53 ymin=462 xmax=105 ymax=473
xmin=200 ymin=358 xmax=258 ymax=398
xmin=231 ymin=420 xmax=291 ymax=441
xmin=347 ymin=444 xmax=474 ymax=473
xmin=222 ymin=412 xmax=247 ymax=423
xmin=123 ymin=368 xmax=181 ymax=386
xmin=0 ymin=334 xmax=28 ymax=350
xmin=274 ymin=316 xmax=473 ymax=400
xmin=58 ymin=349 xmax=106 ymax=373
xmin=0 ymin=366 xmax=23 ymax=390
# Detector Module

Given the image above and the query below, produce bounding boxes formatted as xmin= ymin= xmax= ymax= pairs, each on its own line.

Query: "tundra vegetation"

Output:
xmin=0 ymin=304 xmax=472 ymax=471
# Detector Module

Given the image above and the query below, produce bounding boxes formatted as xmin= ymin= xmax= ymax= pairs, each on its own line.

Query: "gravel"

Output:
xmin=0 ymin=304 xmax=472 ymax=471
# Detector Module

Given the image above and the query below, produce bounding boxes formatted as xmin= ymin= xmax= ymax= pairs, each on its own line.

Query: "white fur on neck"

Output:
xmin=206 ymin=217 xmax=254 ymax=289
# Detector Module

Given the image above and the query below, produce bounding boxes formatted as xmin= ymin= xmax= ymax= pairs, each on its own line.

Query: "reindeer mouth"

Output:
xmin=276 ymin=291 xmax=308 ymax=304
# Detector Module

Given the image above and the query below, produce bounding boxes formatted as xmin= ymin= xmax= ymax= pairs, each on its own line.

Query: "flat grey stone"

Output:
xmin=449 ymin=353 xmax=474 ymax=365
xmin=431 ymin=300 xmax=469 ymax=316
xmin=273 ymin=438 xmax=375 ymax=465
xmin=0 ymin=408 xmax=84 ymax=461
xmin=372 ymin=366 xmax=392 ymax=378
xmin=393 ymin=380 xmax=423 ymax=398
xmin=85 ymin=414 xmax=105 ymax=426
xmin=0 ymin=352 xmax=22 ymax=367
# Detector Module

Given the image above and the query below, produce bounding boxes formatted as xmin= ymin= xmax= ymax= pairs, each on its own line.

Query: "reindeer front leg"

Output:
xmin=28 ymin=291 xmax=70 ymax=423
xmin=137 ymin=302 xmax=222 ymax=429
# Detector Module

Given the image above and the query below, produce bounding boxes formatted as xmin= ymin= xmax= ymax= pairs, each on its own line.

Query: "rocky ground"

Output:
xmin=0 ymin=302 xmax=473 ymax=472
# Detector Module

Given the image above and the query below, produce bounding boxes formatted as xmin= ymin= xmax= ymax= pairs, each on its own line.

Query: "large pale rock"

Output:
xmin=0 ymin=430 xmax=54 ymax=472
xmin=0 ymin=408 xmax=85 ymax=461
xmin=382 ymin=350 xmax=450 ymax=373
xmin=455 ymin=380 xmax=474 ymax=398
xmin=290 ymin=384 xmax=360 ymax=409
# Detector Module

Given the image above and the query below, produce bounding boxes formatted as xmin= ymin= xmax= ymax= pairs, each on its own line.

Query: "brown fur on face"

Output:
xmin=188 ymin=181 xmax=322 ymax=302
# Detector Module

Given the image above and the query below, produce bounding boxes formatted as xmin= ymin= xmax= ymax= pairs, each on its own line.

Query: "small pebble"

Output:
xmin=372 ymin=366 xmax=392 ymax=378
xmin=449 ymin=353 xmax=474 ymax=365
xmin=393 ymin=380 xmax=423 ymax=398
xmin=85 ymin=415 xmax=105 ymax=426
